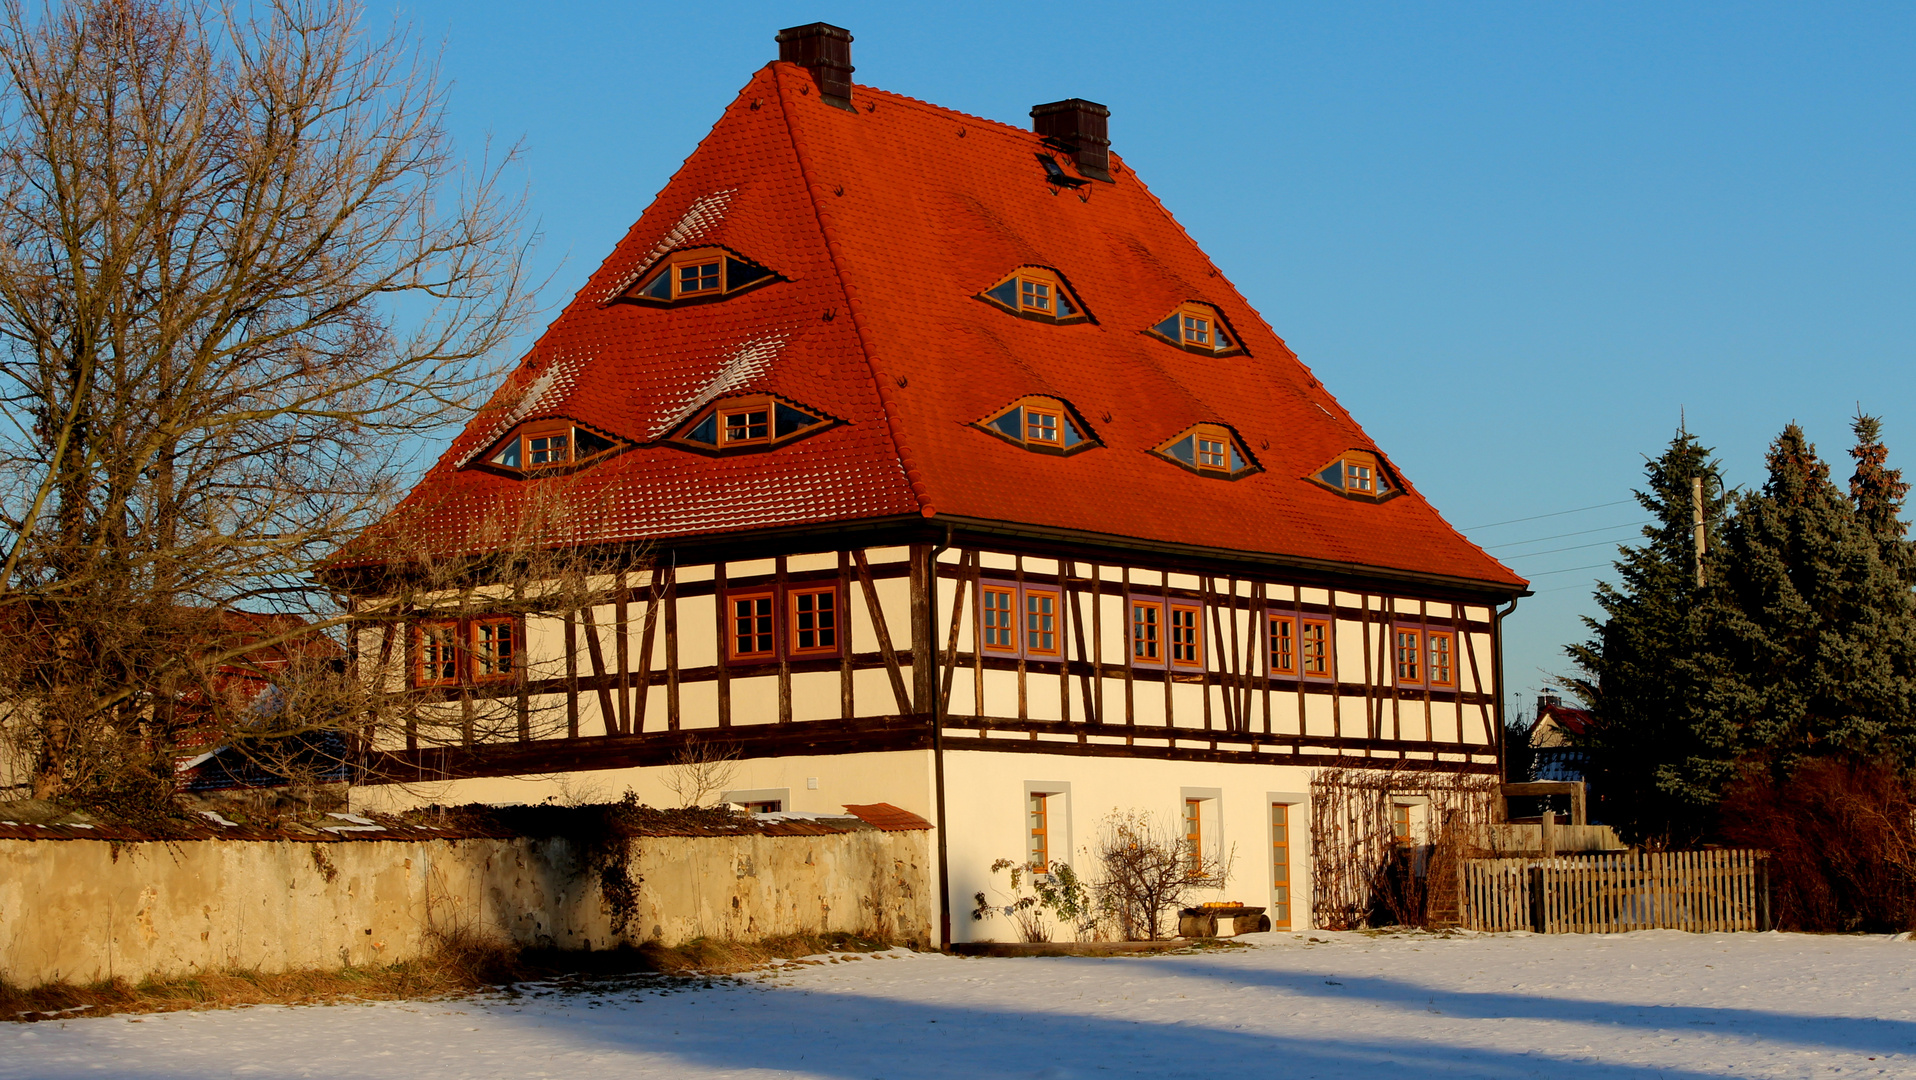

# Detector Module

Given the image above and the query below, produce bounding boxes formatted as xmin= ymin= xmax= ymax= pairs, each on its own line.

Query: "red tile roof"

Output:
xmin=348 ymin=63 xmax=1524 ymax=595
xmin=842 ymin=802 xmax=933 ymax=832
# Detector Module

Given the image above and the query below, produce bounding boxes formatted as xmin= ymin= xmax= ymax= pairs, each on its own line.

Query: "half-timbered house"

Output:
xmin=335 ymin=24 xmax=1529 ymax=942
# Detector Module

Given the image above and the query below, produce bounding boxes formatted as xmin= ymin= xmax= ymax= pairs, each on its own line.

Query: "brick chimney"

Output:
xmin=1030 ymin=99 xmax=1112 ymax=182
xmin=776 ymin=23 xmax=855 ymax=111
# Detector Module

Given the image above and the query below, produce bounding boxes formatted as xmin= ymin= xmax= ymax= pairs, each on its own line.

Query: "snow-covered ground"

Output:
xmin=5 ymin=929 xmax=1913 ymax=1079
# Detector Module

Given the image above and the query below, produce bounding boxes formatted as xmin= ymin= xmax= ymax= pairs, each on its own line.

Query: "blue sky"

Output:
xmin=388 ymin=1 xmax=1916 ymax=720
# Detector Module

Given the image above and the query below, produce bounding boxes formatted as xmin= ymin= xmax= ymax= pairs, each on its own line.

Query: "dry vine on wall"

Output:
xmin=1308 ymin=766 xmax=1499 ymax=930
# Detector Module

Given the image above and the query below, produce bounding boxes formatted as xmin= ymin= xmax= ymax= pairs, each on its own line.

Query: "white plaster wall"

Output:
xmin=941 ymin=748 xmax=1319 ymax=942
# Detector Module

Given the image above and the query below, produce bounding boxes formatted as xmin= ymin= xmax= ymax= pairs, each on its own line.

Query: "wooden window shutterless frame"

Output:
xmin=1267 ymin=614 xmax=1297 ymax=677
xmin=787 ymin=586 xmax=840 ymax=657
xmin=672 ymin=393 xmax=831 ymax=455
xmin=720 ymin=396 xmax=774 ymax=447
xmin=1426 ymin=629 xmax=1456 ymax=687
xmin=981 ymin=584 xmax=1018 ymax=653
xmin=414 ymin=621 xmax=460 ymax=688
xmin=1147 ymin=301 xmax=1244 ymax=357
xmin=471 ymin=617 xmax=518 ymax=683
xmin=1023 ymin=587 xmax=1062 ymax=657
xmin=973 ymin=395 xmax=1099 ymax=456
xmin=1392 ymin=803 xmax=1413 ymax=847
xmin=1028 ymin=792 xmax=1050 ymax=872
xmin=1130 ymin=598 xmax=1163 ymax=665
xmin=1183 ymin=798 xmax=1204 ymax=876
xmin=1394 ymin=627 xmax=1422 ymax=684
xmin=1023 ymin=403 xmax=1063 ymax=445
xmin=977 ymin=267 xmax=1089 ymax=324
xmin=674 ymin=255 xmax=723 ymax=298
xmin=1300 ymin=618 xmax=1332 ymax=678
xmin=623 ymin=246 xmax=781 ymax=306
xmin=728 ymin=591 xmax=777 ymax=662
xmin=1151 ymin=422 xmax=1258 ymax=480
xmin=1169 ymin=603 xmax=1203 ymax=668
xmin=1270 ymin=803 xmax=1292 ymax=928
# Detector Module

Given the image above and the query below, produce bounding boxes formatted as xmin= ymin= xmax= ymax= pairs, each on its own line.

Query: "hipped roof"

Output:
xmin=349 ymin=62 xmax=1524 ymax=596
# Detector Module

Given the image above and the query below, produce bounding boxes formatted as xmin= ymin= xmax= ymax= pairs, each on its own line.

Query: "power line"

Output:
xmin=1504 ymin=536 xmax=1645 ymax=560
xmin=1521 ymin=561 xmax=1614 ymax=578
xmin=1461 ymin=499 xmax=1635 ymax=532
xmin=1483 ymin=519 xmax=1654 ymax=550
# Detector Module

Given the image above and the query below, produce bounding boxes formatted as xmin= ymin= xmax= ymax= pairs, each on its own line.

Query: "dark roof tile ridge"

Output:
xmin=836 ymin=77 xmax=1037 ymax=140
xmin=771 ymin=66 xmax=932 ymax=517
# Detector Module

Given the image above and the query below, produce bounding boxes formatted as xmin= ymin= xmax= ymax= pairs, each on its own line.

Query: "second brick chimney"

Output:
xmin=776 ymin=23 xmax=855 ymax=111
xmin=1030 ymin=99 xmax=1112 ymax=182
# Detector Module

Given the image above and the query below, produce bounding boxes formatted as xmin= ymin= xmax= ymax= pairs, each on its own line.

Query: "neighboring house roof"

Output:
xmin=842 ymin=802 xmax=934 ymax=832
xmin=346 ymin=60 xmax=1523 ymax=596
xmin=1530 ymin=703 xmax=1594 ymax=747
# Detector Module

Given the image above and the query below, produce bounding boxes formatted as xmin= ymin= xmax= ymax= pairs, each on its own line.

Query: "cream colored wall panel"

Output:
xmin=1300 ymin=587 xmax=1330 ymax=606
xmin=789 ymin=671 xmax=840 ymax=723
xmin=1430 ymin=701 xmax=1460 ymax=744
xmin=1169 ymin=682 xmax=1206 ymax=728
xmin=1166 ymin=572 xmax=1200 ymax=591
xmin=1098 ymin=594 xmax=1127 ymax=661
xmin=786 ymin=552 xmax=838 ymax=574
xmin=726 ymin=558 xmax=777 ymax=580
xmin=865 ymin=546 xmax=910 ymax=565
xmin=1303 ymin=692 xmax=1335 ymax=738
xmin=1427 ymin=601 xmax=1454 ymax=620
xmin=1130 ymin=568 xmax=1163 ymax=588
xmin=1023 ymin=557 xmax=1060 ymax=577
xmin=1336 ymin=694 xmax=1370 ymax=739
xmin=677 ymin=594 xmax=717 ymax=670
xmin=676 ymin=564 xmax=714 ymax=584
xmin=979 ymin=668 xmax=1019 ymax=719
xmin=979 ymin=551 xmax=1018 ymax=571
xmin=1025 ymin=672 xmax=1063 ymax=722
xmin=1465 ymin=632 xmax=1494 ymax=694
xmin=853 ymin=667 xmax=901 ymax=715
xmin=730 ymin=675 xmax=779 ymax=725
xmin=678 ymin=682 xmax=719 ymax=729
xmin=872 ymin=577 xmax=913 ymax=655
xmin=1130 ymin=684 xmax=1166 ymax=727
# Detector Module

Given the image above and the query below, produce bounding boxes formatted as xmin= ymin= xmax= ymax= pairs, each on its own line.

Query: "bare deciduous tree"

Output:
xmin=1092 ymin=808 xmax=1232 ymax=941
xmin=0 ymin=0 xmax=535 ymax=808
xmin=660 ymin=741 xmax=740 ymax=809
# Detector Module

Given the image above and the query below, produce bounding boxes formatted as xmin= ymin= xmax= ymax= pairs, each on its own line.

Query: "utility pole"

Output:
xmin=1692 ymin=474 xmax=1706 ymax=587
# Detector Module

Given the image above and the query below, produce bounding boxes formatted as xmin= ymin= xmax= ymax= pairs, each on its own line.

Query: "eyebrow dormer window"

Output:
xmin=1310 ymin=449 xmax=1399 ymax=500
xmin=1147 ymin=302 xmax=1244 ymax=357
xmin=1154 ymin=422 xmax=1258 ymax=479
xmin=486 ymin=421 xmax=619 ymax=473
xmin=976 ymin=396 xmax=1098 ymax=456
xmin=623 ymin=246 xmax=779 ymax=305
xmin=978 ymin=267 xmax=1090 ymax=324
xmin=673 ymin=394 xmax=831 ymax=453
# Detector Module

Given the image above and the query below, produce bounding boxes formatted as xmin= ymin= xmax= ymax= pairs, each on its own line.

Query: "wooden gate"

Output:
xmin=1460 ymin=850 xmax=1770 ymax=933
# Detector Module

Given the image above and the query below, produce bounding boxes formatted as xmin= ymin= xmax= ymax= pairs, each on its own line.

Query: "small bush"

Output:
xmin=1718 ymin=757 xmax=1916 ymax=932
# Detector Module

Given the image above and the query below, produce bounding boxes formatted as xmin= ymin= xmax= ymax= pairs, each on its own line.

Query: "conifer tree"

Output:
xmin=1685 ymin=425 xmax=1916 ymax=795
xmin=1848 ymin=412 xmax=1913 ymax=579
xmin=1566 ymin=430 xmax=1725 ymax=846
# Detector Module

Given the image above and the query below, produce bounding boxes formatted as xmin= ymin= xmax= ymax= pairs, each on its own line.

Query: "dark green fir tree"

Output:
xmin=1848 ymin=412 xmax=1913 ymax=580
xmin=1686 ymin=423 xmax=1916 ymax=797
xmin=1565 ymin=429 xmax=1726 ymax=846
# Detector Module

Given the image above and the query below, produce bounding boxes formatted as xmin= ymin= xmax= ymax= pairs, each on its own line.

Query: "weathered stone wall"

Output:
xmin=0 ymin=827 xmax=930 ymax=987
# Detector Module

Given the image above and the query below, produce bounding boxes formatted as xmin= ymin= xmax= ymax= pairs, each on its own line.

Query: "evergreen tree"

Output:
xmin=1685 ymin=424 xmax=1916 ymax=795
xmin=1848 ymin=412 xmax=1913 ymax=579
xmin=1566 ymin=430 xmax=1726 ymax=846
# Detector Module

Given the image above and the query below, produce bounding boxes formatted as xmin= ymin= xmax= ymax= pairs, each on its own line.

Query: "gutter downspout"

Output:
xmin=930 ymin=524 xmax=953 ymax=949
xmin=1492 ymin=595 xmax=1519 ymax=802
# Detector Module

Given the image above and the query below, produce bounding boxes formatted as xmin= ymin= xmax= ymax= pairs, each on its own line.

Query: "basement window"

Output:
xmin=1153 ymin=423 xmax=1257 ymax=479
xmin=975 ymin=396 xmax=1098 ymax=456
xmin=1309 ymin=449 xmax=1399 ymax=501
xmin=1147 ymin=302 xmax=1244 ymax=357
xmin=978 ymin=267 xmax=1090 ymax=324
xmin=485 ymin=421 xmax=620 ymax=474
xmin=622 ymin=246 xmax=780 ymax=305
xmin=673 ymin=394 xmax=832 ymax=453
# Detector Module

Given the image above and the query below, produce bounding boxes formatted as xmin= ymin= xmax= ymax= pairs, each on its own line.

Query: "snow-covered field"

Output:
xmin=5 ymin=929 xmax=1913 ymax=1079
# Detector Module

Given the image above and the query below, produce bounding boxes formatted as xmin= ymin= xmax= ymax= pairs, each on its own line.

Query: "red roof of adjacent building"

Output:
xmin=350 ymin=61 xmax=1524 ymax=595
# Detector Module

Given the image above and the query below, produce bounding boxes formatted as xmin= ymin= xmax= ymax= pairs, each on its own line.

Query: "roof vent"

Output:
xmin=776 ymin=23 xmax=855 ymax=111
xmin=1030 ymin=99 xmax=1112 ymax=183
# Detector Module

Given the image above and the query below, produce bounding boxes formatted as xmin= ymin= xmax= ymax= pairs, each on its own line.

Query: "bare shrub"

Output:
xmin=660 ymin=741 xmax=740 ymax=808
xmin=1718 ymin=758 xmax=1916 ymax=933
xmin=1308 ymin=766 xmax=1499 ymax=930
xmin=1091 ymin=809 xmax=1230 ymax=940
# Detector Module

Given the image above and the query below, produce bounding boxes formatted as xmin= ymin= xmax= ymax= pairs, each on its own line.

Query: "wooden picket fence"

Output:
xmin=1460 ymin=850 xmax=1770 ymax=934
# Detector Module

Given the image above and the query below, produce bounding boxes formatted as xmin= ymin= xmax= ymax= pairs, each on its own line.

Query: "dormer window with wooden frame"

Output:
xmin=975 ymin=396 xmax=1098 ymax=456
xmin=485 ymin=420 xmax=621 ymax=475
xmin=977 ymin=267 xmax=1090 ymax=324
xmin=1153 ymin=422 xmax=1258 ymax=479
xmin=1147 ymin=302 xmax=1244 ymax=357
xmin=1309 ymin=449 xmax=1399 ymax=501
xmin=622 ymin=246 xmax=779 ymax=305
xmin=672 ymin=394 xmax=832 ymax=454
